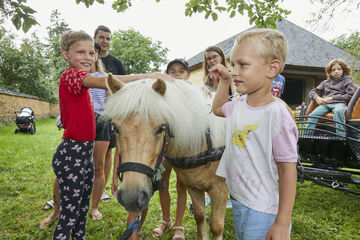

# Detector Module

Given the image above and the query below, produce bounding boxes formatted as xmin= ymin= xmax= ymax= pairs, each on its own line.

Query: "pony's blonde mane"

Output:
xmin=103 ymin=79 xmax=225 ymax=155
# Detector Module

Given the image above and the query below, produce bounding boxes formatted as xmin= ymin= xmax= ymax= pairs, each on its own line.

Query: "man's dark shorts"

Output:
xmin=95 ymin=113 xmax=111 ymax=141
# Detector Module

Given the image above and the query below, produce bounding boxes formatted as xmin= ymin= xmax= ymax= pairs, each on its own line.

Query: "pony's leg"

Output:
xmin=208 ymin=185 xmax=228 ymax=240
xmin=187 ymin=187 xmax=209 ymax=240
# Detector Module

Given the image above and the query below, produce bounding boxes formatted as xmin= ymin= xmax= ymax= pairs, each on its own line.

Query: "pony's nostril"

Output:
xmin=138 ymin=190 xmax=150 ymax=208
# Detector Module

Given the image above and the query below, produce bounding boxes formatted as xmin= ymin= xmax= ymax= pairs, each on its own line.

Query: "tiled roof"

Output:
xmin=187 ymin=19 xmax=359 ymax=69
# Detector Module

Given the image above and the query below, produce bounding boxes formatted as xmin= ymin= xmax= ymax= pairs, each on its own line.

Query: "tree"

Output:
xmin=109 ymin=29 xmax=168 ymax=74
xmin=308 ymin=0 xmax=360 ymax=29
xmin=331 ymin=31 xmax=360 ymax=83
xmin=44 ymin=10 xmax=70 ymax=87
xmin=108 ymin=0 xmax=291 ymax=28
xmin=2 ymin=0 xmax=290 ymax=32
xmin=0 ymin=28 xmax=54 ymax=100
xmin=331 ymin=32 xmax=360 ymax=59
xmin=0 ymin=0 xmax=38 ymax=32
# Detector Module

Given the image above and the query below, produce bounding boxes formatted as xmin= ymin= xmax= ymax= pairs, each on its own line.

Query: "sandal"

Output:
xmin=152 ymin=219 xmax=172 ymax=238
xmin=42 ymin=200 xmax=54 ymax=211
xmin=172 ymin=226 xmax=185 ymax=240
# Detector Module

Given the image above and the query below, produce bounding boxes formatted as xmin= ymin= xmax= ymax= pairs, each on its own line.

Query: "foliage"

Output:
xmin=308 ymin=0 xmax=360 ymax=29
xmin=110 ymin=28 xmax=168 ymax=74
xmin=0 ymin=27 xmax=56 ymax=101
xmin=331 ymin=32 xmax=360 ymax=59
xmin=44 ymin=10 xmax=70 ymax=91
xmin=331 ymin=31 xmax=360 ymax=83
xmin=1 ymin=118 xmax=360 ymax=239
xmin=111 ymin=0 xmax=291 ymax=28
xmin=1 ymin=0 xmax=290 ymax=32
xmin=0 ymin=0 xmax=38 ymax=32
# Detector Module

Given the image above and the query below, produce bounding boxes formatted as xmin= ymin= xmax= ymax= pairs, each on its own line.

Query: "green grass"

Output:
xmin=1 ymin=119 xmax=360 ymax=239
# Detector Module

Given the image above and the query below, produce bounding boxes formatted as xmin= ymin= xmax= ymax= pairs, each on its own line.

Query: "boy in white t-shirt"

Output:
xmin=211 ymin=29 xmax=298 ymax=240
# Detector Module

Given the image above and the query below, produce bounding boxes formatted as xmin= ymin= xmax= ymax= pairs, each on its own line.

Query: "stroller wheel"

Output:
xmin=30 ymin=128 xmax=35 ymax=134
xmin=15 ymin=129 xmax=18 ymax=134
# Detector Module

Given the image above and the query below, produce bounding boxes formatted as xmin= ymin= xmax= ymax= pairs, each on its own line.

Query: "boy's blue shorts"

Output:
xmin=231 ymin=197 xmax=292 ymax=240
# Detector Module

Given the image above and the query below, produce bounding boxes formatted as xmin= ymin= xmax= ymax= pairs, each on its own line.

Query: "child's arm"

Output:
xmin=114 ymin=72 xmax=174 ymax=83
xmin=83 ymin=72 xmax=174 ymax=89
xmin=266 ymin=162 xmax=297 ymax=240
xmin=83 ymin=75 xmax=108 ymax=89
xmin=211 ymin=64 xmax=232 ymax=117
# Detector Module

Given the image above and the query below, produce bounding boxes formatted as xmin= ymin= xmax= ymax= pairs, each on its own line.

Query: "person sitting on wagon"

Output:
xmin=306 ymin=59 xmax=355 ymax=136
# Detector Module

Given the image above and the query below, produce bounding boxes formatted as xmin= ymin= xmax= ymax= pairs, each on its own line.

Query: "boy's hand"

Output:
xmin=315 ymin=96 xmax=327 ymax=105
xmin=323 ymin=97 xmax=333 ymax=103
xmin=209 ymin=64 xmax=231 ymax=82
xmin=265 ymin=222 xmax=290 ymax=240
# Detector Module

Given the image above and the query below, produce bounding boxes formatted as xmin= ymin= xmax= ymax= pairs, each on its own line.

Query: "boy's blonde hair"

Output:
xmin=234 ymin=28 xmax=288 ymax=72
xmin=60 ymin=30 xmax=93 ymax=51
xmin=325 ymin=59 xmax=351 ymax=79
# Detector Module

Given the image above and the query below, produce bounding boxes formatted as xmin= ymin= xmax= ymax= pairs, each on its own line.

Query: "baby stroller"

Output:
xmin=14 ymin=107 xmax=36 ymax=134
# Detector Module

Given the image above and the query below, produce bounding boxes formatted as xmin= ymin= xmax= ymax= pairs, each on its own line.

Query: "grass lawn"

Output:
xmin=0 ymin=118 xmax=360 ymax=239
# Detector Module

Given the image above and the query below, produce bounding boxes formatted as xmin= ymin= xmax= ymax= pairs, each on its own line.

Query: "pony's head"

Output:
xmin=103 ymin=74 xmax=224 ymax=212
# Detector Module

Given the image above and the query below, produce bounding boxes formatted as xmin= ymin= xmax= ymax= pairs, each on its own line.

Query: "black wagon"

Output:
xmin=296 ymin=86 xmax=360 ymax=194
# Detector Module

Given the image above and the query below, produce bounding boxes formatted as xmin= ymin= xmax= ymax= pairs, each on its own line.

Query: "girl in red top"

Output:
xmin=53 ymin=30 xmax=108 ymax=240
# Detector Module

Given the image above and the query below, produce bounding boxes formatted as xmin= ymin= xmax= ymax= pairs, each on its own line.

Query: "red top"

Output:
xmin=59 ymin=68 xmax=95 ymax=141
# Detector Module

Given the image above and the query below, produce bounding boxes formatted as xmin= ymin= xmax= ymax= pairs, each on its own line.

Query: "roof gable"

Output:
xmin=187 ymin=19 xmax=359 ymax=69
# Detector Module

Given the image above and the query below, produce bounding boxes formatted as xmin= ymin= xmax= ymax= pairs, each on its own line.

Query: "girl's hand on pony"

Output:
xmin=209 ymin=64 xmax=231 ymax=82
xmin=201 ymin=85 xmax=212 ymax=98
xmin=148 ymin=72 xmax=175 ymax=82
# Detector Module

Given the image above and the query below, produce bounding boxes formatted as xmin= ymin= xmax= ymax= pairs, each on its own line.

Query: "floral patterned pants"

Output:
xmin=52 ymin=139 xmax=94 ymax=240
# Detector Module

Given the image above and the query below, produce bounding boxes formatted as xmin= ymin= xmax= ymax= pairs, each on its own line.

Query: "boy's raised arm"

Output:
xmin=211 ymin=64 xmax=232 ymax=117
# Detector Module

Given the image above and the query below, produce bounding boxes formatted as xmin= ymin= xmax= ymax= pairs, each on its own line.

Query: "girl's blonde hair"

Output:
xmin=234 ymin=28 xmax=288 ymax=72
xmin=60 ymin=30 xmax=93 ymax=51
xmin=202 ymin=46 xmax=228 ymax=87
xmin=325 ymin=59 xmax=351 ymax=79
xmin=95 ymin=58 xmax=105 ymax=74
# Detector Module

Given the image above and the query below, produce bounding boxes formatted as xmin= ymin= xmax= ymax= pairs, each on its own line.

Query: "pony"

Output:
xmin=103 ymin=75 xmax=228 ymax=239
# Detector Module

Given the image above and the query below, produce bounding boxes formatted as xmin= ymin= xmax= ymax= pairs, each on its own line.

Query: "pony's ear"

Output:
xmin=107 ymin=73 xmax=124 ymax=94
xmin=152 ymin=78 xmax=166 ymax=96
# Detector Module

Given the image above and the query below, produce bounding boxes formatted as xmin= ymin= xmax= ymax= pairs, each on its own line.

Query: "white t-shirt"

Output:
xmin=216 ymin=95 xmax=298 ymax=214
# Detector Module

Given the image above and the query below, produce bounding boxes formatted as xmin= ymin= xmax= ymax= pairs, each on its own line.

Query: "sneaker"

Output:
xmin=188 ymin=203 xmax=193 ymax=211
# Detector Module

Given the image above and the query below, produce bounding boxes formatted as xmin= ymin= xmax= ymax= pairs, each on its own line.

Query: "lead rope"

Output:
xmin=119 ymin=213 xmax=142 ymax=240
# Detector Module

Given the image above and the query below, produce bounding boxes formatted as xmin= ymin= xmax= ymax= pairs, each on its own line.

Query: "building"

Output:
xmin=187 ymin=19 xmax=360 ymax=108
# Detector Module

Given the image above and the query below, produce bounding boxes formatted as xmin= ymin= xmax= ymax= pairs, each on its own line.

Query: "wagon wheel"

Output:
xmin=297 ymin=154 xmax=360 ymax=195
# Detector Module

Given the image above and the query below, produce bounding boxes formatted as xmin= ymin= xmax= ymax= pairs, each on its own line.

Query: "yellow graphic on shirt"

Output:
xmin=232 ymin=125 xmax=258 ymax=147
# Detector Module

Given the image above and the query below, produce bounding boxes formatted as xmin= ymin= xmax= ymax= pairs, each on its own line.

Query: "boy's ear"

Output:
xmin=267 ymin=59 xmax=281 ymax=79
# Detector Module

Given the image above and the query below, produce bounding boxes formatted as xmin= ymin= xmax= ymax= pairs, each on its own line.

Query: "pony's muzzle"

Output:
xmin=117 ymin=186 xmax=152 ymax=212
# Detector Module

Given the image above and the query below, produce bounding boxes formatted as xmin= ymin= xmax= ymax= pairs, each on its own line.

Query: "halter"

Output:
xmin=165 ymin=127 xmax=225 ymax=169
xmin=117 ymin=123 xmax=174 ymax=192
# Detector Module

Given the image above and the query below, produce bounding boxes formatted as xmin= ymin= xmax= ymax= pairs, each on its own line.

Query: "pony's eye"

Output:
xmin=155 ymin=124 xmax=165 ymax=135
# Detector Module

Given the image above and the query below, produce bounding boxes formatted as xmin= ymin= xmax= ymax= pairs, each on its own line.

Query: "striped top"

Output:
xmin=89 ymin=72 xmax=107 ymax=115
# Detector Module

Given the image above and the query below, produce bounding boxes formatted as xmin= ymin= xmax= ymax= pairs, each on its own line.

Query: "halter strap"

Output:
xmin=117 ymin=124 xmax=172 ymax=192
xmin=165 ymin=127 xmax=224 ymax=169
